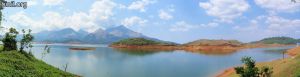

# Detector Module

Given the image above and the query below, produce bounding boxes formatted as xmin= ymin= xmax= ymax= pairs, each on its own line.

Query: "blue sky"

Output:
xmin=2 ymin=0 xmax=300 ymax=43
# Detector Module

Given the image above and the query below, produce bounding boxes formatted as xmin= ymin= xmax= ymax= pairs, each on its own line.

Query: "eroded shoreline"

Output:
xmin=109 ymin=44 xmax=291 ymax=53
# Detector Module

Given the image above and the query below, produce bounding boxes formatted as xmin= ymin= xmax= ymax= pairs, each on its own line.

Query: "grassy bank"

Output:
xmin=0 ymin=46 xmax=76 ymax=77
xmin=218 ymin=46 xmax=300 ymax=77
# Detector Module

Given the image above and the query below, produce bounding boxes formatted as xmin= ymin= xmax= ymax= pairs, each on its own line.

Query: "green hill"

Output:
xmin=184 ymin=39 xmax=243 ymax=46
xmin=111 ymin=38 xmax=176 ymax=46
xmin=0 ymin=46 xmax=75 ymax=77
xmin=253 ymin=37 xmax=299 ymax=44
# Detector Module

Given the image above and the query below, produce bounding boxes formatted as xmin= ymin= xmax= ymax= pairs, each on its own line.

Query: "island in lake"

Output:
xmin=109 ymin=37 xmax=295 ymax=53
xmin=69 ymin=47 xmax=96 ymax=50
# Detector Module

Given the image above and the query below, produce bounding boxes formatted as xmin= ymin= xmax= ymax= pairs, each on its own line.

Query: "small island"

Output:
xmin=109 ymin=38 xmax=179 ymax=51
xmin=182 ymin=39 xmax=244 ymax=52
xmin=69 ymin=47 xmax=96 ymax=50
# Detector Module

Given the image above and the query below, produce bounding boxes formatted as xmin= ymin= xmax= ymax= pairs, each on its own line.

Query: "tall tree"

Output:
xmin=2 ymin=28 xmax=18 ymax=51
xmin=0 ymin=0 xmax=5 ymax=26
xmin=0 ymin=0 xmax=5 ymax=35
xmin=19 ymin=29 xmax=34 ymax=52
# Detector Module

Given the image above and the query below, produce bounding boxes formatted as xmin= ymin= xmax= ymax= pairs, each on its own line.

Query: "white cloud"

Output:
xmin=121 ymin=16 xmax=148 ymax=27
xmin=8 ymin=0 xmax=117 ymax=33
xmin=28 ymin=0 xmax=38 ymax=6
xmin=167 ymin=4 xmax=175 ymax=12
xmin=200 ymin=22 xmax=219 ymax=28
xmin=42 ymin=11 xmax=65 ymax=29
xmin=296 ymin=31 xmax=300 ymax=34
xmin=66 ymin=12 xmax=99 ymax=31
xmin=128 ymin=0 xmax=156 ymax=12
xmin=43 ymin=0 xmax=64 ymax=6
xmin=8 ymin=12 xmax=56 ymax=32
xmin=118 ymin=4 xmax=127 ymax=9
xmin=254 ymin=0 xmax=300 ymax=13
xmin=265 ymin=15 xmax=300 ymax=34
xmin=199 ymin=0 xmax=249 ymax=23
xmin=8 ymin=11 xmax=100 ymax=33
xmin=169 ymin=21 xmax=219 ymax=32
xmin=89 ymin=0 xmax=116 ymax=20
xmin=170 ymin=21 xmax=196 ymax=32
xmin=233 ymin=15 xmax=300 ymax=39
xmin=159 ymin=10 xmax=173 ymax=20
xmin=233 ymin=20 xmax=259 ymax=32
xmin=9 ymin=11 xmax=39 ymax=29
xmin=232 ymin=17 xmax=270 ymax=42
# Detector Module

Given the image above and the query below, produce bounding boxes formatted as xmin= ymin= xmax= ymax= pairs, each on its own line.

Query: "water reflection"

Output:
xmin=30 ymin=44 xmax=293 ymax=77
xmin=113 ymin=48 xmax=174 ymax=56
xmin=186 ymin=50 xmax=237 ymax=56
xmin=113 ymin=48 xmax=239 ymax=56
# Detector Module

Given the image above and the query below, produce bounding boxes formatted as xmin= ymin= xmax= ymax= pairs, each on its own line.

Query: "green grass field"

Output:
xmin=257 ymin=54 xmax=300 ymax=77
xmin=0 ymin=45 xmax=76 ymax=77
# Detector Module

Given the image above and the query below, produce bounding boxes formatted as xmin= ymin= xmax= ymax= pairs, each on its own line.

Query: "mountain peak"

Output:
xmin=107 ymin=25 xmax=128 ymax=30
xmin=59 ymin=28 xmax=75 ymax=32
xmin=94 ymin=28 xmax=105 ymax=33
xmin=78 ymin=29 xmax=85 ymax=32
xmin=115 ymin=25 xmax=126 ymax=28
xmin=34 ymin=26 xmax=160 ymax=44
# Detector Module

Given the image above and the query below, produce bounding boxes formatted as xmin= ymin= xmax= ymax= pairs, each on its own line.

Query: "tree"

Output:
xmin=260 ymin=66 xmax=273 ymax=77
xmin=0 ymin=0 xmax=5 ymax=25
xmin=2 ymin=28 xmax=19 ymax=51
xmin=235 ymin=57 xmax=260 ymax=77
xmin=41 ymin=45 xmax=51 ymax=59
xmin=19 ymin=29 xmax=34 ymax=52
xmin=235 ymin=57 xmax=273 ymax=77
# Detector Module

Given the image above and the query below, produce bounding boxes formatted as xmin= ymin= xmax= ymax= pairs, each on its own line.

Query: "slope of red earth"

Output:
xmin=216 ymin=46 xmax=300 ymax=77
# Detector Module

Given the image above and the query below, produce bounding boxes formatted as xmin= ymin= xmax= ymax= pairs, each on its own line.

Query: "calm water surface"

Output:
xmin=30 ymin=44 xmax=293 ymax=77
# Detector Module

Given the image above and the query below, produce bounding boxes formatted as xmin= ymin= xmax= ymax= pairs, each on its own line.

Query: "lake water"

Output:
xmin=30 ymin=44 xmax=293 ymax=77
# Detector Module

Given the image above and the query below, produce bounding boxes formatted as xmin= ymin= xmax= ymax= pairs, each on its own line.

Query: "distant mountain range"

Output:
xmin=2 ymin=26 xmax=299 ymax=45
xmin=33 ymin=25 xmax=160 ymax=44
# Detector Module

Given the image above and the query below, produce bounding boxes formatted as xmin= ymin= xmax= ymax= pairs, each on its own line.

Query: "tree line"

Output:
xmin=1 ymin=27 xmax=34 ymax=57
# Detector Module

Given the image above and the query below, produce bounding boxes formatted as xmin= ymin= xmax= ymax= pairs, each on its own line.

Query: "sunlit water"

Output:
xmin=30 ymin=44 xmax=293 ymax=77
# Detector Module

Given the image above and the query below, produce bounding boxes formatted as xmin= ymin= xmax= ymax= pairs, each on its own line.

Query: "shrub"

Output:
xmin=2 ymin=28 xmax=19 ymax=51
xmin=235 ymin=57 xmax=273 ymax=77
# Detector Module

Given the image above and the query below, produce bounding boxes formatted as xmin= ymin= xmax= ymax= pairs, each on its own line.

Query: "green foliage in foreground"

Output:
xmin=0 ymin=0 xmax=4 ymax=25
xmin=0 ymin=51 xmax=75 ymax=77
xmin=0 ymin=45 xmax=3 ymax=51
xmin=19 ymin=29 xmax=34 ymax=52
xmin=235 ymin=57 xmax=273 ymax=77
xmin=2 ymin=28 xmax=19 ymax=51
xmin=255 ymin=37 xmax=299 ymax=44
xmin=112 ymin=38 xmax=165 ymax=45
xmin=290 ymin=56 xmax=300 ymax=77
